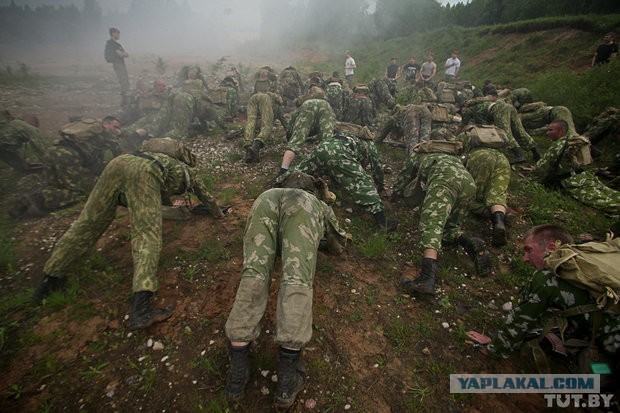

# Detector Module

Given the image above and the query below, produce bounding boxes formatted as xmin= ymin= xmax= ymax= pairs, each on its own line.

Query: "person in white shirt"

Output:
xmin=344 ymin=50 xmax=356 ymax=90
xmin=444 ymin=50 xmax=461 ymax=81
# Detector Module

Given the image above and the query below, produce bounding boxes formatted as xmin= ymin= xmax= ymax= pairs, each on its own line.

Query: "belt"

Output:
xmin=133 ymin=152 xmax=164 ymax=173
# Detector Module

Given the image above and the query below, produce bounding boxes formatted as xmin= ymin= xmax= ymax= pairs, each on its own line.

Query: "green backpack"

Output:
xmin=544 ymin=236 xmax=620 ymax=314
xmin=141 ymin=137 xmax=197 ymax=167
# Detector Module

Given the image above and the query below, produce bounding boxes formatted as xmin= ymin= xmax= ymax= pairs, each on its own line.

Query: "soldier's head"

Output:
xmin=546 ymin=120 xmax=568 ymax=141
xmin=102 ymin=115 xmax=122 ymax=136
xmin=523 ymin=225 xmax=573 ymax=270
xmin=278 ymin=172 xmax=335 ymax=204
xmin=429 ymin=127 xmax=454 ymax=141
xmin=109 ymin=27 xmax=120 ymax=40
xmin=408 ymin=56 xmax=417 ymax=63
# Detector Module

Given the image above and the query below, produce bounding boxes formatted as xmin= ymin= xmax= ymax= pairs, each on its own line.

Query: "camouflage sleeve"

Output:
xmin=191 ymin=173 xmax=223 ymax=217
xmin=488 ymin=270 xmax=559 ymax=358
xmin=364 ymin=140 xmax=385 ymax=189
xmin=392 ymin=154 xmax=419 ymax=196
xmin=532 ymin=138 xmax=570 ymax=183
xmin=321 ymin=201 xmax=348 ymax=255
xmin=11 ymin=120 xmax=49 ymax=157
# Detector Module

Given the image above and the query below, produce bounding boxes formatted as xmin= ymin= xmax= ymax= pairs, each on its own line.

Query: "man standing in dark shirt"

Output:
xmin=105 ymin=27 xmax=130 ymax=106
xmin=592 ymin=32 xmax=618 ymax=66
xmin=402 ymin=56 xmax=420 ymax=85
xmin=385 ymin=57 xmax=400 ymax=81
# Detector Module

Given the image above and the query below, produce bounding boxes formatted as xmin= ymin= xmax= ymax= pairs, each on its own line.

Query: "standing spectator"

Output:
xmin=444 ymin=50 xmax=461 ymax=81
xmin=420 ymin=53 xmax=437 ymax=88
xmin=592 ymin=32 xmax=619 ymax=66
xmin=104 ymin=28 xmax=130 ymax=107
xmin=385 ymin=57 xmax=401 ymax=81
xmin=402 ymin=56 xmax=420 ymax=85
xmin=344 ymin=50 xmax=357 ymax=90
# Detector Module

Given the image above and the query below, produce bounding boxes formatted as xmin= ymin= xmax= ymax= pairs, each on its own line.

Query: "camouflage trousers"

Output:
xmin=225 ymin=188 xmax=323 ymax=349
xmin=326 ymin=85 xmax=345 ymax=121
xmin=287 ymin=100 xmax=335 ymax=153
xmin=419 ymin=169 xmax=475 ymax=251
xmin=244 ymin=93 xmax=274 ymax=146
xmin=520 ymin=106 xmax=577 ymax=136
xmin=465 ymin=148 xmax=511 ymax=215
xmin=294 ymin=139 xmax=384 ymax=214
xmin=344 ymin=96 xmax=374 ymax=127
xmin=402 ymin=105 xmax=432 ymax=153
xmin=44 ymin=154 xmax=165 ymax=293
xmin=562 ymin=171 xmax=620 ymax=217
xmin=490 ymin=102 xmax=535 ymax=150
xmin=153 ymin=91 xmax=194 ymax=139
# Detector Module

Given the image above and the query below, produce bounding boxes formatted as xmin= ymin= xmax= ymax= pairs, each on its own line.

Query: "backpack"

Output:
xmin=412 ymin=139 xmax=462 ymax=155
xmin=464 ymin=124 xmax=509 ymax=149
xmin=141 ymin=137 xmax=197 ymax=167
xmin=59 ymin=118 xmax=102 ymax=143
xmin=426 ymin=103 xmax=451 ymax=122
xmin=544 ymin=236 xmax=620 ymax=314
xmin=519 ymin=101 xmax=547 ymax=113
xmin=334 ymin=122 xmax=374 ymax=141
xmin=207 ymin=87 xmax=228 ymax=105
xmin=564 ymin=135 xmax=593 ymax=168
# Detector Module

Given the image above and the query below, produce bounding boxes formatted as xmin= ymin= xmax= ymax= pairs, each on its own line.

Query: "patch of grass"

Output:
xmin=80 ymin=361 xmax=109 ymax=380
xmin=190 ymin=354 xmax=225 ymax=378
xmin=245 ymin=181 xmax=264 ymax=199
xmin=226 ymin=152 xmax=243 ymax=163
xmin=384 ymin=317 xmax=413 ymax=349
xmin=347 ymin=311 xmax=362 ymax=322
xmin=194 ymin=390 xmax=230 ymax=413
xmin=186 ymin=237 xmax=231 ymax=263
xmin=0 ymin=219 xmax=16 ymax=272
xmin=359 ymin=233 xmax=388 ymax=259
xmin=217 ymin=187 xmax=237 ymax=205
xmin=365 ymin=285 xmax=379 ymax=306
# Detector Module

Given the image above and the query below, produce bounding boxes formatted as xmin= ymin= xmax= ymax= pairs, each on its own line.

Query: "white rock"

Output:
xmin=502 ymin=301 xmax=513 ymax=311
xmin=209 ymin=340 xmax=215 ymax=345
xmin=441 ymin=322 xmax=450 ymax=329
xmin=261 ymin=386 xmax=270 ymax=395
xmin=147 ymin=338 xmax=153 ymax=347
xmin=161 ymin=356 xmax=169 ymax=362
xmin=261 ymin=370 xmax=270 ymax=378
xmin=345 ymin=404 xmax=351 ymax=410
xmin=153 ymin=341 xmax=164 ymax=351
xmin=271 ymin=374 xmax=278 ymax=383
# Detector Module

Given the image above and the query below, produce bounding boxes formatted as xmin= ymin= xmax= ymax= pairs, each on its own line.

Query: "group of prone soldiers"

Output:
xmin=2 ymin=61 xmax=620 ymax=407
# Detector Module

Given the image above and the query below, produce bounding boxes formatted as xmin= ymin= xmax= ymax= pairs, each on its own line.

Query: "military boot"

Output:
xmin=373 ymin=211 xmax=398 ymax=232
xmin=490 ymin=211 xmax=507 ymax=247
xmin=509 ymin=147 xmax=526 ymax=164
xmin=274 ymin=347 xmax=306 ymax=409
xmin=400 ymin=258 xmax=437 ymax=296
xmin=33 ymin=274 xmax=66 ymax=304
xmin=225 ymin=343 xmax=251 ymax=402
xmin=457 ymin=235 xmax=492 ymax=276
xmin=128 ymin=291 xmax=173 ymax=330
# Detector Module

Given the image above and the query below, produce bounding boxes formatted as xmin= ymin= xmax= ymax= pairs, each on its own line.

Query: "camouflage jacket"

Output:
xmin=488 ymin=269 xmax=620 ymax=358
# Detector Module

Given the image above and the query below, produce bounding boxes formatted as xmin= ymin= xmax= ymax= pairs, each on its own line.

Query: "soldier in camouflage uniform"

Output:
xmin=179 ymin=69 xmax=227 ymax=135
xmin=217 ymin=76 xmax=240 ymax=121
xmin=457 ymin=131 xmax=511 ymax=246
xmin=519 ymin=102 xmax=578 ymax=136
xmin=461 ymin=89 xmax=541 ymax=163
xmin=533 ymin=120 xmax=620 ymax=217
xmin=279 ymin=66 xmax=304 ymax=106
xmin=368 ymin=77 xmax=396 ymax=110
xmin=10 ymin=116 xmax=124 ymax=217
xmin=325 ymin=77 xmax=345 ymax=121
xmin=486 ymin=224 xmax=620 ymax=362
xmin=283 ymin=130 xmax=396 ymax=231
xmin=0 ymin=110 xmax=49 ymax=173
xmin=376 ymin=104 xmax=432 ymax=154
xmin=33 ymin=142 xmax=225 ymax=331
xmin=243 ymin=92 xmax=283 ymax=163
xmin=583 ymin=107 xmax=619 ymax=146
xmin=343 ymin=85 xmax=376 ymax=127
xmin=394 ymin=128 xmax=491 ymax=297
xmin=279 ymin=99 xmax=335 ymax=172
xmin=225 ymin=172 xmax=348 ymax=408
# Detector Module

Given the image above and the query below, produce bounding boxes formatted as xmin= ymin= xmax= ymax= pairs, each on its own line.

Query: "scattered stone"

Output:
xmin=153 ymin=341 xmax=164 ymax=351
xmin=147 ymin=338 xmax=153 ymax=348
xmin=441 ymin=322 xmax=450 ymax=329
xmin=209 ymin=340 xmax=215 ymax=345
xmin=344 ymin=404 xmax=351 ymax=410
xmin=261 ymin=386 xmax=270 ymax=395
xmin=345 ymin=208 xmax=353 ymax=213
xmin=422 ymin=347 xmax=431 ymax=355
xmin=305 ymin=398 xmax=316 ymax=409
xmin=161 ymin=356 xmax=169 ymax=362
xmin=502 ymin=301 xmax=513 ymax=311
xmin=138 ymin=356 xmax=147 ymax=362
xmin=271 ymin=374 xmax=278 ymax=383
xmin=261 ymin=370 xmax=269 ymax=378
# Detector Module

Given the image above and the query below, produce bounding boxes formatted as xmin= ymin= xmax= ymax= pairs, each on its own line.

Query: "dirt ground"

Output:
xmin=0 ymin=55 xmax=614 ymax=413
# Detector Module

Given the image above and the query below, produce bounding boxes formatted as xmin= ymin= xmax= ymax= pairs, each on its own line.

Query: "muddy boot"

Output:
xmin=490 ymin=211 xmax=507 ymax=247
xmin=274 ymin=347 xmax=306 ymax=409
xmin=373 ymin=211 xmax=398 ymax=232
xmin=509 ymin=147 xmax=526 ymax=164
xmin=225 ymin=343 xmax=251 ymax=402
xmin=400 ymin=258 xmax=437 ymax=296
xmin=458 ymin=235 xmax=492 ymax=276
xmin=251 ymin=140 xmax=264 ymax=162
xmin=128 ymin=291 xmax=173 ymax=330
xmin=33 ymin=274 xmax=66 ymax=305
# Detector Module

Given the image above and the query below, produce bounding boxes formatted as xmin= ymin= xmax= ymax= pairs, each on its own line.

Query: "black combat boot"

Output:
xmin=373 ymin=211 xmax=398 ymax=232
xmin=225 ymin=343 xmax=251 ymax=402
xmin=490 ymin=211 xmax=507 ymax=247
xmin=531 ymin=146 xmax=542 ymax=162
xmin=509 ymin=147 xmax=526 ymax=164
xmin=274 ymin=347 xmax=306 ymax=409
xmin=457 ymin=235 xmax=492 ymax=276
xmin=128 ymin=291 xmax=173 ymax=330
xmin=400 ymin=257 xmax=437 ymax=296
xmin=33 ymin=274 xmax=66 ymax=304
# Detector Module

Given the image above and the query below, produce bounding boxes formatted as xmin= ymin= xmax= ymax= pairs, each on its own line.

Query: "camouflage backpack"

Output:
xmin=426 ymin=103 xmax=451 ymax=122
xmin=141 ymin=137 xmax=197 ymax=167
xmin=412 ymin=139 xmax=462 ymax=155
xmin=59 ymin=118 xmax=103 ymax=143
xmin=564 ymin=135 xmax=593 ymax=168
xmin=334 ymin=122 xmax=374 ymax=141
xmin=463 ymin=124 xmax=509 ymax=149
xmin=207 ymin=88 xmax=229 ymax=105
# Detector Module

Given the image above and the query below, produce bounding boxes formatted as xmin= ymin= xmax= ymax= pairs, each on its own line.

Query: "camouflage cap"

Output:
xmin=278 ymin=171 xmax=336 ymax=204
xmin=353 ymin=85 xmax=370 ymax=94
xmin=430 ymin=127 xmax=455 ymax=141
